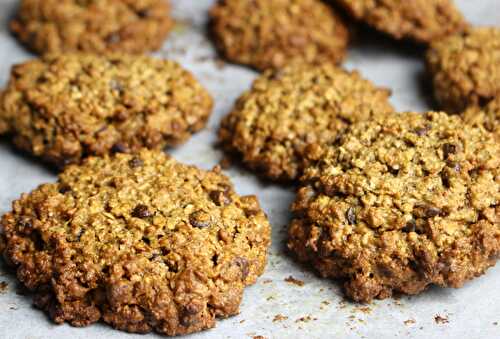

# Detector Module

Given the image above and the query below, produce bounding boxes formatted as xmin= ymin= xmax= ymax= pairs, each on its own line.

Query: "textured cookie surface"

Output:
xmin=1 ymin=149 xmax=271 ymax=336
xmin=335 ymin=0 xmax=467 ymax=43
xmin=219 ymin=63 xmax=394 ymax=181
xmin=11 ymin=0 xmax=173 ymax=55
xmin=0 ymin=54 xmax=213 ymax=168
xmin=288 ymin=112 xmax=500 ymax=302
xmin=427 ymin=27 xmax=500 ymax=113
xmin=210 ymin=0 xmax=349 ymax=71
xmin=462 ymin=97 xmax=500 ymax=142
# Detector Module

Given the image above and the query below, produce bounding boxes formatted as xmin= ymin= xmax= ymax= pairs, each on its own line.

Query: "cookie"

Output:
xmin=288 ymin=111 xmax=500 ymax=302
xmin=335 ymin=0 xmax=467 ymax=43
xmin=209 ymin=0 xmax=349 ymax=71
xmin=0 ymin=54 xmax=213 ymax=168
xmin=1 ymin=149 xmax=271 ymax=335
xmin=426 ymin=27 xmax=500 ymax=113
xmin=462 ymin=96 xmax=500 ymax=141
xmin=10 ymin=0 xmax=173 ymax=55
xmin=218 ymin=63 xmax=394 ymax=181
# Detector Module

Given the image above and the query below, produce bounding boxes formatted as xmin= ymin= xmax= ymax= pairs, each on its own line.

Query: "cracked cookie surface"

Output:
xmin=219 ymin=63 xmax=394 ymax=181
xmin=0 ymin=53 xmax=213 ymax=168
xmin=210 ymin=0 xmax=349 ymax=71
xmin=426 ymin=27 xmax=500 ymax=113
xmin=335 ymin=0 xmax=467 ymax=43
xmin=11 ymin=0 xmax=173 ymax=55
xmin=1 ymin=149 xmax=271 ymax=336
xmin=288 ymin=112 xmax=500 ymax=302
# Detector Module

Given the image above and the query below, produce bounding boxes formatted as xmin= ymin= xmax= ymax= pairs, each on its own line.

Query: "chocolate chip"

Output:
xmin=137 ymin=9 xmax=151 ymax=18
xmin=132 ymin=204 xmax=152 ymax=218
xmin=128 ymin=157 xmax=144 ymax=169
xmin=415 ymin=125 xmax=431 ymax=136
xmin=442 ymin=143 xmax=457 ymax=159
xmin=402 ymin=219 xmax=416 ymax=233
xmin=106 ymin=32 xmax=121 ymax=44
xmin=234 ymin=257 xmax=249 ymax=280
xmin=58 ymin=184 xmax=72 ymax=194
xmin=189 ymin=211 xmax=211 ymax=228
xmin=346 ymin=207 xmax=356 ymax=225
xmin=425 ymin=206 xmax=442 ymax=218
xmin=180 ymin=304 xmax=201 ymax=326
xmin=209 ymin=190 xmax=232 ymax=206
xmin=111 ymin=143 xmax=127 ymax=154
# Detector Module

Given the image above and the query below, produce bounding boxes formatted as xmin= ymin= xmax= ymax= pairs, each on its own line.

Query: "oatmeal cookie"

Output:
xmin=1 ymin=149 xmax=271 ymax=336
xmin=427 ymin=27 xmax=500 ymax=113
xmin=10 ymin=0 xmax=173 ymax=55
xmin=0 ymin=54 xmax=213 ymax=168
xmin=335 ymin=0 xmax=467 ymax=44
xmin=462 ymin=97 xmax=500 ymax=141
xmin=209 ymin=0 xmax=349 ymax=71
xmin=218 ymin=63 xmax=394 ymax=181
xmin=288 ymin=111 xmax=500 ymax=302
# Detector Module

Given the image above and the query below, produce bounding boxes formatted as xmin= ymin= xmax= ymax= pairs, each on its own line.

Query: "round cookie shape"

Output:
xmin=288 ymin=112 xmax=500 ymax=302
xmin=1 ymin=149 xmax=271 ymax=336
xmin=209 ymin=0 xmax=349 ymax=71
xmin=335 ymin=0 xmax=467 ymax=44
xmin=11 ymin=0 xmax=173 ymax=55
xmin=0 ymin=54 xmax=213 ymax=168
xmin=426 ymin=27 xmax=500 ymax=113
xmin=462 ymin=96 xmax=500 ymax=142
xmin=218 ymin=63 xmax=394 ymax=181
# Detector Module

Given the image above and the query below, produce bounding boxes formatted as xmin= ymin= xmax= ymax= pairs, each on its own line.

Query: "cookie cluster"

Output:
xmin=0 ymin=0 xmax=499 ymax=337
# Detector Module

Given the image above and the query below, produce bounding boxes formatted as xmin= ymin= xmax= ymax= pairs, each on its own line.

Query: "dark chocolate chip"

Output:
xmin=132 ymin=204 xmax=152 ymax=218
xmin=106 ymin=32 xmax=121 ymax=44
xmin=128 ymin=157 xmax=144 ymax=169
xmin=346 ymin=207 xmax=356 ymax=225
xmin=58 ymin=185 xmax=72 ymax=194
xmin=209 ymin=190 xmax=232 ymax=206
xmin=111 ymin=143 xmax=127 ymax=154
xmin=442 ymin=143 xmax=457 ymax=159
xmin=415 ymin=124 xmax=431 ymax=136
xmin=189 ymin=211 xmax=211 ymax=228
xmin=402 ymin=219 xmax=416 ymax=233
xmin=425 ymin=206 xmax=442 ymax=218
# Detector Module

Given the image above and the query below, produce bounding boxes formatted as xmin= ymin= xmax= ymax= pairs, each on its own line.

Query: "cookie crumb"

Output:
xmin=434 ymin=315 xmax=449 ymax=324
xmin=295 ymin=315 xmax=316 ymax=323
xmin=273 ymin=314 xmax=288 ymax=323
xmin=261 ymin=279 xmax=273 ymax=284
xmin=404 ymin=319 xmax=416 ymax=326
xmin=284 ymin=276 xmax=305 ymax=287
xmin=493 ymin=322 xmax=498 ymax=326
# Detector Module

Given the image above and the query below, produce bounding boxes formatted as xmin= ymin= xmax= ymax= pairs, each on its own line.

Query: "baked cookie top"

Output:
xmin=462 ymin=96 xmax=500 ymax=141
xmin=10 ymin=0 xmax=173 ymax=55
xmin=1 ymin=149 xmax=271 ymax=336
xmin=288 ymin=111 xmax=500 ymax=302
xmin=335 ymin=0 xmax=467 ymax=44
xmin=0 ymin=53 xmax=213 ymax=168
xmin=218 ymin=63 xmax=394 ymax=181
xmin=209 ymin=0 xmax=349 ymax=71
xmin=427 ymin=27 xmax=500 ymax=112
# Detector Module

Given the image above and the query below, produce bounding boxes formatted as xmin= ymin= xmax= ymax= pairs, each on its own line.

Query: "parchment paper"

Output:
xmin=0 ymin=1 xmax=499 ymax=338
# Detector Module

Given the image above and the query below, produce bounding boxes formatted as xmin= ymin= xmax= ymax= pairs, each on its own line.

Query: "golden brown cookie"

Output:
xmin=210 ymin=0 xmax=349 ymax=71
xmin=335 ymin=0 xmax=467 ymax=43
xmin=1 ymin=149 xmax=271 ymax=336
xmin=427 ymin=27 xmax=500 ymax=113
xmin=0 ymin=54 xmax=213 ymax=168
xmin=288 ymin=112 xmax=500 ymax=302
xmin=11 ymin=0 xmax=173 ymax=55
xmin=218 ymin=63 xmax=394 ymax=181
xmin=462 ymin=96 xmax=500 ymax=141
